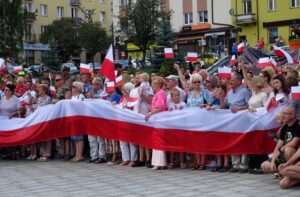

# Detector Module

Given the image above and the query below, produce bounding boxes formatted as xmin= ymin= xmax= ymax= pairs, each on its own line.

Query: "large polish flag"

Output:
xmin=0 ymin=100 xmax=282 ymax=154
xmin=218 ymin=67 xmax=232 ymax=79
xmin=273 ymin=45 xmax=295 ymax=64
xmin=164 ymin=48 xmax=174 ymax=59
xmin=187 ymin=52 xmax=198 ymax=62
xmin=13 ymin=65 xmax=23 ymax=74
xmin=229 ymin=55 xmax=236 ymax=65
xmin=0 ymin=58 xmax=5 ymax=74
xmin=238 ymin=42 xmax=245 ymax=53
xmin=80 ymin=63 xmax=91 ymax=73
xmin=99 ymin=44 xmax=116 ymax=82
xmin=257 ymin=57 xmax=270 ymax=69
xmin=291 ymin=86 xmax=300 ymax=100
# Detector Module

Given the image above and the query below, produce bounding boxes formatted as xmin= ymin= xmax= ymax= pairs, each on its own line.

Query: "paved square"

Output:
xmin=0 ymin=160 xmax=299 ymax=197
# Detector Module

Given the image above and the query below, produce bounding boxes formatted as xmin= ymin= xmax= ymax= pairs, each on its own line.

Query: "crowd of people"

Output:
xmin=1 ymin=58 xmax=300 ymax=189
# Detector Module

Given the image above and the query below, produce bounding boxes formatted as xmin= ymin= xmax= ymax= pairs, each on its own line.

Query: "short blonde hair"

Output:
xmin=251 ymin=76 xmax=264 ymax=89
xmin=140 ymin=72 xmax=149 ymax=82
xmin=92 ymin=77 xmax=103 ymax=87
xmin=152 ymin=76 xmax=165 ymax=88
xmin=190 ymin=73 xmax=202 ymax=84
xmin=17 ymin=76 xmax=25 ymax=84
xmin=72 ymin=81 xmax=84 ymax=92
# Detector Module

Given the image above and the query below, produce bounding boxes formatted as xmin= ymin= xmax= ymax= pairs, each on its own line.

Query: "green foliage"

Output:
xmin=79 ymin=22 xmax=109 ymax=63
xmin=40 ymin=18 xmax=82 ymax=66
xmin=118 ymin=0 xmax=170 ymax=60
xmin=158 ymin=61 xmax=177 ymax=77
xmin=0 ymin=0 xmax=25 ymax=61
xmin=156 ymin=15 xmax=174 ymax=47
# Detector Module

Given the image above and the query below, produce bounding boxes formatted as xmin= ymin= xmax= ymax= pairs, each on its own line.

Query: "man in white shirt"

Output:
xmin=165 ymin=75 xmax=185 ymax=105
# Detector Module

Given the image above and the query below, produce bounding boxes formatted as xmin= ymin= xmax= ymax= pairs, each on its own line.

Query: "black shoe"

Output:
xmin=138 ymin=161 xmax=145 ymax=167
xmin=86 ymin=158 xmax=98 ymax=163
xmin=250 ymin=168 xmax=263 ymax=175
xmin=238 ymin=169 xmax=248 ymax=174
xmin=219 ymin=166 xmax=229 ymax=173
xmin=131 ymin=161 xmax=140 ymax=167
xmin=211 ymin=166 xmax=222 ymax=172
xmin=145 ymin=160 xmax=152 ymax=168
xmin=94 ymin=158 xmax=106 ymax=164
xmin=228 ymin=168 xmax=239 ymax=173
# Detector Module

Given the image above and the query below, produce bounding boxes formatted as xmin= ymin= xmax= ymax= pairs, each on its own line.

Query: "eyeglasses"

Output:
xmin=55 ymin=79 xmax=62 ymax=82
xmin=4 ymin=89 xmax=11 ymax=92
xmin=193 ymin=81 xmax=201 ymax=84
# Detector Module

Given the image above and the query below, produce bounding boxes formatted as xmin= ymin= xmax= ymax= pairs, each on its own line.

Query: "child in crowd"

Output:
xmin=167 ymin=89 xmax=186 ymax=169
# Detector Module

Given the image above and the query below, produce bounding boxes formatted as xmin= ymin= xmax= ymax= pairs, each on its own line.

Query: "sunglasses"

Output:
xmin=193 ymin=81 xmax=201 ymax=84
xmin=55 ymin=79 xmax=62 ymax=82
xmin=72 ymin=86 xmax=76 ymax=88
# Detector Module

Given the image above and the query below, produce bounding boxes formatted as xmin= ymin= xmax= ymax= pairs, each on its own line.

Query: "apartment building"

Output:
xmin=232 ymin=0 xmax=300 ymax=50
xmin=23 ymin=0 xmax=110 ymax=65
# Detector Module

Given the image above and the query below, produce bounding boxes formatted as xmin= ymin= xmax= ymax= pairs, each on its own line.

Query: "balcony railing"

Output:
xmin=25 ymin=34 xmax=37 ymax=43
xmin=26 ymin=12 xmax=36 ymax=22
xmin=236 ymin=13 xmax=256 ymax=24
xmin=70 ymin=0 xmax=80 ymax=6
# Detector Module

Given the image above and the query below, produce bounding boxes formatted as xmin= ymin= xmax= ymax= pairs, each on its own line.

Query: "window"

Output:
xmin=184 ymin=13 xmax=193 ymax=25
xmin=25 ymin=24 xmax=33 ymax=41
xmin=24 ymin=3 xmax=32 ymax=12
xmin=40 ymin=4 xmax=47 ymax=16
xmin=291 ymin=0 xmax=300 ymax=7
xmin=198 ymin=11 xmax=208 ymax=23
xmin=268 ymin=0 xmax=277 ymax=11
xmin=268 ymin=27 xmax=278 ymax=44
xmin=120 ymin=0 xmax=128 ymax=6
xmin=99 ymin=0 xmax=105 ymax=3
xmin=57 ymin=7 xmax=64 ymax=17
xmin=99 ymin=12 xmax=105 ymax=22
xmin=41 ymin=25 xmax=47 ymax=34
xmin=243 ymin=0 xmax=252 ymax=14
xmin=71 ymin=8 xmax=79 ymax=18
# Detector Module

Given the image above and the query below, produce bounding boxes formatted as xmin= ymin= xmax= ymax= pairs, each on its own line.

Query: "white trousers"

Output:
xmin=120 ymin=141 xmax=138 ymax=161
xmin=231 ymin=154 xmax=249 ymax=169
xmin=88 ymin=135 xmax=106 ymax=160
xmin=151 ymin=149 xmax=167 ymax=167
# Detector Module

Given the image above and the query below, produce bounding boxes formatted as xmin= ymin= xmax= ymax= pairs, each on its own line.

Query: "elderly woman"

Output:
xmin=34 ymin=84 xmax=52 ymax=161
xmin=70 ymin=81 xmax=86 ymax=162
xmin=86 ymin=77 xmax=107 ymax=164
xmin=145 ymin=76 xmax=167 ymax=170
xmin=15 ymin=76 xmax=27 ymax=97
xmin=119 ymin=82 xmax=139 ymax=166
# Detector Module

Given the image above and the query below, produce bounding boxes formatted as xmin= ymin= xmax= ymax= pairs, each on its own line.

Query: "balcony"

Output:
xmin=70 ymin=0 xmax=80 ymax=6
xmin=26 ymin=12 xmax=37 ymax=22
xmin=71 ymin=17 xmax=82 ymax=26
xmin=25 ymin=34 xmax=37 ymax=43
xmin=236 ymin=13 xmax=256 ymax=24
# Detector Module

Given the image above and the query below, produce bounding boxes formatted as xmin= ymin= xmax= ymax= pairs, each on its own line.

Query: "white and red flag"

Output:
xmin=50 ymin=86 xmax=57 ymax=95
xmin=273 ymin=45 xmax=296 ymax=64
xmin=218 ymin=67 xmax=232 ymax=79
xmin=19 ymin=97 xmax=27 ymax=107
xmin=291 ymin=86 xmax=300 ymax=100
xmin=164 ymin=48 xmax=174 ymax=59
xmin=0 ymin=58 xmax=6 ymax=75
xmin=106 ymin=81 xmax=115 ymax=92
xmin=13 ymin=65 xmax=23 ymax=74
xmin=257 ymin=57 xmax=270 ymax=69
xmin=229 ymin=55 xmax=236 ymax=65
xmin=238 ymin=42 xmax=245 ymax=53
xmin=266 ymin=96 xmax=278 ymax=112
xmin=80 ymin=63 xmax=91 ymax=73
xmin=269 ymin=57 xmax=279 ymax=74
xmin=187 ymin=52 xmax=197 ymax=62
xmin=115 ymin=75 xmax=123 ymax=87
xmin=126 ymin=97 xmax=139 ymax=107
xmin=99 ymin=44 xmax=116 ymax=82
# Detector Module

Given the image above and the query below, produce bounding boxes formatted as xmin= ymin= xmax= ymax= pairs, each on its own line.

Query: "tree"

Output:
xmin=156 ymin=15 xmax=174 ymax=47
xmin=40 ymin=18 xmax=82 ymax=67
xmin=118 ymin=0 xmax=170 ymax=61
xmin=0 ymin=0 xmax=26 ymax=63
xmin=79 ymin=22 xmax=109 ymax=66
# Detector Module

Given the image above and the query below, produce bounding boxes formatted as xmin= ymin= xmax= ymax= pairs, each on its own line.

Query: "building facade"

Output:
xmin=23 ymin=0 xmax=111 ymax=65
xmin=232 ymin=0 xmax=300 ymax=51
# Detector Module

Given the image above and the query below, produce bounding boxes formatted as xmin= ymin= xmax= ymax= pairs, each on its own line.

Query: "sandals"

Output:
xmin=38 ymin=156 xmax=48 ymax=162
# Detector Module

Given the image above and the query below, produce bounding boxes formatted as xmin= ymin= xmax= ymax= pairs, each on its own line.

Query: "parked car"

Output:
xmin=114 ymin=60 xmax=129 ymax=69
xmin=61 ymin=63 xmax=79 ymax=74
xmin=131 ymin=59 xmax=152 ymax=68
xmin=25 ymin=65 xmax=43 ymax=74
xmin=88 ymin=62 xmax=101 ymax=71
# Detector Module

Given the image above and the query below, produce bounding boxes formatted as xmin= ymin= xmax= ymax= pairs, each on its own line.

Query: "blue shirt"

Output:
xmin=187 ymin=89 xmax=213 ymax=107
xmin=84 ymin=83 xmax=92 ymax=94
xmin=225 ymin=86 xmax=251 ymax=108
xmin=106 ymin=92 xmax=121 ymax=104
